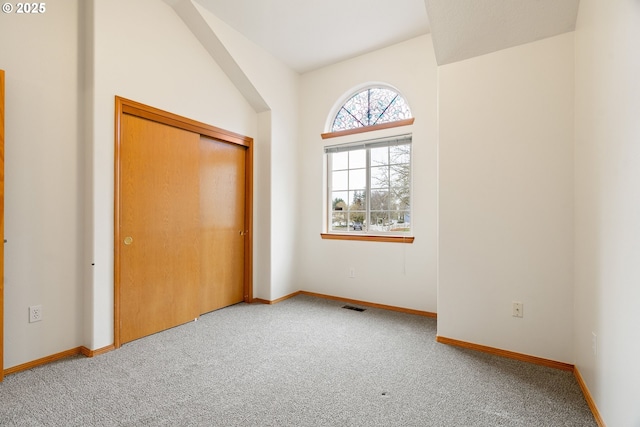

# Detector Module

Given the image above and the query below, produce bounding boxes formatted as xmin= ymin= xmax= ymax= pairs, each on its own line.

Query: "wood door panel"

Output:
xmin=119 ymin=115 xmax=200 ymax=344
xmin=199 ymin=136 xmax=246 ymax=313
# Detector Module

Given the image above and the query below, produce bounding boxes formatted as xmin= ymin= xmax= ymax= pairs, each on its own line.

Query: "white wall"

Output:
xmin=1 ymin=1 xmax=84 ymax=368
xmin=88 ymin=0 xmax=258 ymax=349
xmin=297 ymin=36 xmax=438 ymax=312
xmin=574 ymin=0 xmax=640 ymax=424
xmin=438 ymin=33 xmax=575 ymax=363
xmin=195 ymin=4 xmax=301 ymax=300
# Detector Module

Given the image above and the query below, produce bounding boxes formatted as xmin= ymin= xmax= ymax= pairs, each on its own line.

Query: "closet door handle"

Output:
xmin=124 ymin=236 xmax=133 ymax=245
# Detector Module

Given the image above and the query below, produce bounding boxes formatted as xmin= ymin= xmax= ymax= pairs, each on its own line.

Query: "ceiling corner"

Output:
xmin=425 ymin=0 xmax=580 ymax=66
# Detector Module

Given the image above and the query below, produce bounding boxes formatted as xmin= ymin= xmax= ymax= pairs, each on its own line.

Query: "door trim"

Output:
xmin=114 ymin=96 xmax=253 ymax=348
xmin=1 ymin=69 xmax=5 ymax=381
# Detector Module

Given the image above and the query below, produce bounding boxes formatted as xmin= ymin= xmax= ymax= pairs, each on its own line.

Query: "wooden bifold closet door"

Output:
xmin=115 ymin=97 xmax=252 ymax=347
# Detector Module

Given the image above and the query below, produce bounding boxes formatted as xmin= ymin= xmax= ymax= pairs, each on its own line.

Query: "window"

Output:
xmin=331 ymin=87 xmax=412 ymax=132
xmin=326 ymin=135 xmax=412 ymax=237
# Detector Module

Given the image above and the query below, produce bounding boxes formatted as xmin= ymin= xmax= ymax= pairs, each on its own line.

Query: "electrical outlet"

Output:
xmin=348 ymin=267 xmax=355 ymax=279
xmin=29 ymin=305 xmax=43 ymax=322
xmin=592 ymin=332 xmax=597 ymax=357
xmin=512 ymin=302 xmax=523 ymax=318
xmin=29 ymin=305 xmax=43 ymax=323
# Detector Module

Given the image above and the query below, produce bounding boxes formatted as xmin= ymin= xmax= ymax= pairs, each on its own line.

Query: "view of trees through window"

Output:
xmin=329 ymin=141 xmax=411 ymax=234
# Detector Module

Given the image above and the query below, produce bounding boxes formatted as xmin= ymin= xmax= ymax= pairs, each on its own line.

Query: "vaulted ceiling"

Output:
xmin=193 ymin=0 xmax=580 ymax=73
xmin=426 ymin=0 xmax=580 ymax=65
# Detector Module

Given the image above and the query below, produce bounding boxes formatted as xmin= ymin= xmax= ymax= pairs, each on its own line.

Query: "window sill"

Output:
xmin=321 ymin=118 xmax=415 ymax=139
xmin=320 ymin=233 xmax=415 ymax=243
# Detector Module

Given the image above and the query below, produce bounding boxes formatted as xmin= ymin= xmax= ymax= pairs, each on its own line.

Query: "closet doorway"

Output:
xmin=114 ymin=97 xmax=253 ymax=347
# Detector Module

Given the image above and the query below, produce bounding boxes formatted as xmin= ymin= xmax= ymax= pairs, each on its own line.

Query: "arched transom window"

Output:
xmin=331 ymin=87 xmax=412 ymax=132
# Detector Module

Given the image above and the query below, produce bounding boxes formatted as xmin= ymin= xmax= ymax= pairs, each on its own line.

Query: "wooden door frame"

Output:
xmin=114 ymin=96 xmax=253 ymax=348
xmin=1 ymin=70 xmax=5 ymax=381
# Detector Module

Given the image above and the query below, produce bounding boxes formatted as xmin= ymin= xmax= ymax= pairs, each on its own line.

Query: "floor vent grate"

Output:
xmin=342 ymin=305 xmax=366 ymax=312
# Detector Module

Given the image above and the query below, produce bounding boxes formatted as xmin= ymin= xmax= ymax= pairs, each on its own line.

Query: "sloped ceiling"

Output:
xmin=193 ymin=0 xmax=430 ymax=74
xmin=183 ymin=0 xmax=580 ymax=73
xmin=425 ymin=0 xmax=580 ymax=65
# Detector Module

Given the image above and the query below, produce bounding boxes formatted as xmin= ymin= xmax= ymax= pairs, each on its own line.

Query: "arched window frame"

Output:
xmin=321 ymin=84 xmax=415 ymax=243
xmin=322 ymin=84 xmax=414 ymax=140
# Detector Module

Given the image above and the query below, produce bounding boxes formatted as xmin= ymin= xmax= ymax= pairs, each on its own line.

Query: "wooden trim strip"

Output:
xmin=436 ymin=336 xmax=574 ymax=371
xmin=299 ymin=291 xmax=437 ymax=318
xmin=4 ymin=344 xmax=116 ymax=376
xmin=80 ymin=345 xmax=116 ymax=358
xmin=254 ymin=290 xmax=435 ymax=318
xmin=244 ymin=140 xmax=254 ymax=303
xmin=3 ymin=347 xmax=84 ymax=376
xmin=1 ymin=69 xmax=5 ymax=382
xmin=321 ymin=118 xmax=415 ymax=139
xmin=574 ymin=367 xmax=607 ymax=427
xmin=120 ymin=99 xmax=252 ymax=147
xmin=321 ymin=233 xmax=414 ymax=243
xmin=252 ymin=291 xmax=301 ymax=305
xmin=113 ymin=97 xmax=123 ymax=349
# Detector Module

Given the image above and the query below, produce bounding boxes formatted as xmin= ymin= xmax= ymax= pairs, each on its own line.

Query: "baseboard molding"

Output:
xmin=252 ymin=290 xmax=437 ymax=318
xmin=253 ymin=291 xmax=301 ymax=305
xmin=437 ymin=336 xmax=606 ymax=425
xmin=80 ymin=344 xmax=116 ymax=358
xmin=3 ymin=347 xmax=85 ymax=376
xmin=299 ymin=291 xmax=437 ymax=318
xmin=436 ymin=336 xmax=574 ymax=371
xmin=3 ymin=344 xmax=116 ymax=377
xmin=574 ymin=367 xmax=606 ymax=427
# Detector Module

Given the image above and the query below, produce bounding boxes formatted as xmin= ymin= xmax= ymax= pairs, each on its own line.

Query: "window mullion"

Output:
xmin=327 ymin=154 xmax=332 ymax=231
xmin=346 ymin=152 xmax=351 ymax=227
xmin=366 ymin=148 xmax=371 ymax=233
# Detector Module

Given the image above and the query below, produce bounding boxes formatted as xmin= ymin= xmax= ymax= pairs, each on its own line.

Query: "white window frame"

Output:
xmin=325 ymin=134 xmax=412 ymax=238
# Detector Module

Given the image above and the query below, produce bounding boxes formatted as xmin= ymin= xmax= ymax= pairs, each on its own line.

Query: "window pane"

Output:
xmin=331 ymin=212 xmax=347 ymax=230
xmin=390 ymin=166 xmax=409 ymax=187
xmin=390 ymin=164 xmax=410 ymax=210
xmin=332 ymin=191 xmax=348 ymax=211
xmin=332 ymin=170 xmax=348 ymax=191
xmin=349 ymin=150 xmax=366 ymax=169
xmin=370 ymin=211 xmax=391 ymax=232
xmin=342 ymin=92 xmax=369 ymax=127
xmin=371 ymin=146 xmax=388 ymax=166
xmin=349 ymin=191 xmax=366 ymax=210
xmin=348 ymin=212 xmax=366 ymax=231
xmin=390 ymin=211 xmax=411 ymax=232
xmin=349 ymin=168 xmax=366 ymax=190
xmin=369 ymin=88 xmax=397 ymax=125
xmin=332 ymin=108 xmax=355 ymax=132
xmin=332 ymin=151 xmax=348 ymax=170
xmin=371 ymin=165 xmax=388 ymax=189
xmin=390 ymin=144 xmax=410 ymax=164
xmin=330 ymin=87 xmax=413 ymax=132
xmin=326 ymin=134 xmax=412 ymax=236
xmin=391 ymin=192 xmax=410 ymax=210
xmin=370 ymin=189 xmax=389 ymax=211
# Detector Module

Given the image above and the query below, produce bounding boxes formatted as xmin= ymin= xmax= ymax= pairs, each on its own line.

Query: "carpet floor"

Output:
xmin=0 ymin=295 xmax=597 ymax=426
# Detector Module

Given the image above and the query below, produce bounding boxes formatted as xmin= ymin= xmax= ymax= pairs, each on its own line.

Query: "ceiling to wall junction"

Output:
xmin=193 ymin=0 xmax=580 ymax=72
xmin=425 ymin=0 xmax=580 ymax=65
xmin=194 ymin=0 xmax=430 ymax=73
